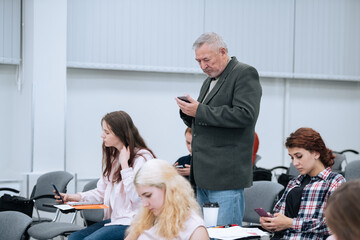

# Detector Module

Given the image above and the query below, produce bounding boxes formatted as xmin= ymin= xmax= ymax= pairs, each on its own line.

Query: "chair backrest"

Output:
xmin=286 ymin=163 xmax=299 ymax=176
xmin=332 ymin=153 xmax=346 ymax=172
xmin=243 ymin=181 xmax=284 ymax=224
xmin=345 ymin=160 xmax=360 ymax=181
xmin=81 ymin=179 xmax=104 ymax=225
xmin=31 ymin=171 xmax=73 ymax=213
xmin=0 ymin=211 xmax=32 ymax=240
xmin=254 ymin=154 xmax=262 ymax=166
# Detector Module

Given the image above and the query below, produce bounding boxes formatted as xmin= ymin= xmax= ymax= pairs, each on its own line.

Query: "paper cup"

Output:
xmin=203 ymin=202 xmax=219 ymax=227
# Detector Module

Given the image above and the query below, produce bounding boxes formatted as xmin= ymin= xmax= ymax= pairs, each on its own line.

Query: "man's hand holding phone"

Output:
xmin=177 ymin=96 xmax=190 ymax=103
xmin=175 ymin=94 xmax=199 ymax=117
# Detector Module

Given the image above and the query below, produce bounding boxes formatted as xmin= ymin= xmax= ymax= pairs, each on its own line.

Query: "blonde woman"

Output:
xmin=125 ymin=159 xmax=209 ymax=240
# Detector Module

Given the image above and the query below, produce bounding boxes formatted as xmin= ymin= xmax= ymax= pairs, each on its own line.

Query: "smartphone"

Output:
xmin=52 ymin=184 xmax=65 ymax=203
xmin=254 ymin=208 xmax=272 ymax=218
xmin=177 ymin=96 xmax=190 ymax=103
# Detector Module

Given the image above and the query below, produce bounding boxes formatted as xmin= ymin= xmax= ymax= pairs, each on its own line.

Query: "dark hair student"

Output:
xmin=55 ymin=110 xmax=155 ymax=240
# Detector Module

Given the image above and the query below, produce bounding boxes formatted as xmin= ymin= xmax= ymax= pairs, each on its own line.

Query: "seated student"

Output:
xmin=259 ymin=127 xmax=346 ymax=240
xmin=173 ymin=127 xmax=192 ymax=180
xmin=55 ymin=111 xmax=155 ymax=240
xmin=325 ymin=179 xmax=360 ymax=240
xmin=125 ymin=159 xmax=209 ymax=240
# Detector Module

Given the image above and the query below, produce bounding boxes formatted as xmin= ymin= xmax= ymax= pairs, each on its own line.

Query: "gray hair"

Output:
xmin=192 ymin=32 xmax=228 ymax=53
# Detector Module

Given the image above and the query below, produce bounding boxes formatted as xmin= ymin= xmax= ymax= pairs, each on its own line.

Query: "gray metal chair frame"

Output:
xmin=30 ymin=171 xmax=74 ymax=223
xmin=80 ymin=178 xmax=104 ymax=226
xmin=28 ymin=178 xmax=104 ymax=240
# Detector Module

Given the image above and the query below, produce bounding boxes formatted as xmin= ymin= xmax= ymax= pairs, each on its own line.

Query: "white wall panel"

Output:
xmin=204 ymin=0 xmax=295 ymax=77
xmin=294 ymin=0 xmax=360 ymax=80
xmin=67 ymin=0 xmax=204 ymax=73
xmin=0 ymin=64 xmax=31 ymax=180
xmin=0 ymin=0 xmax=21 ymax=64
xmin=285 ymin=79 xmax=360 ymax=162
xmin=0 ymin=65 xmax=15 ymax=179
xmin=66 ymin=69 xmax=205 ymax=178
xmin=255 ymin=78 xmax=286 ymax=169
xmin=67 ymin=0 xmax=360 ymax=80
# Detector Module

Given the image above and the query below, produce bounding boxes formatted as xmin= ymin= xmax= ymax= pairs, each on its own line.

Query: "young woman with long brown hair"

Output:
xmin=56 ymin=110 xmax=155 ymax=240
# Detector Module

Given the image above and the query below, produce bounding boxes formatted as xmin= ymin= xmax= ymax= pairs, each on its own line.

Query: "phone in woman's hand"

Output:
xmin=52 ymin=184 xmax=64 ymax=203
xmin=254 ymin=208 xmax=272 ymax=217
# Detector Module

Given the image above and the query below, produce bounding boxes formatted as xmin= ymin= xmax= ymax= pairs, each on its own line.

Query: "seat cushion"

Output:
xmin=28 ymin=222 xmax=84 ymax=239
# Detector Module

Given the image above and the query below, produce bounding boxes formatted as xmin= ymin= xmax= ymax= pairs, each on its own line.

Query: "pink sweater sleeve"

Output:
xmin=79 ymin=177 xmax=106 ymax=202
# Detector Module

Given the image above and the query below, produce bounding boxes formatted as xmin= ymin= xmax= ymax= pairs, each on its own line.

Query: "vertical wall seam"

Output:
xmin=292 ymin=0 xmax=297 ymax=74
xmin=282 ymin=78 xmax=291 ymax=166
xmin=203 ymin=0 xmax=206 ymax=32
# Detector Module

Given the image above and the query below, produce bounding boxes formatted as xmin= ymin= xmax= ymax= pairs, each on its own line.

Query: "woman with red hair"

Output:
xmin=260 ymin=127 xmax=345 ymax=240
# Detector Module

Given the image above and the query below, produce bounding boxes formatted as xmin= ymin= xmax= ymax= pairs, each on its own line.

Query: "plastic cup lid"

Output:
xmin=203 ymin=202 xmax=219 ymax=208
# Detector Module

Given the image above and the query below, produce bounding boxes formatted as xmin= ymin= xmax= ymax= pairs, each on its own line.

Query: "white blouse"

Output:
xmin=137 ymin=211 xmax=205 ymax=240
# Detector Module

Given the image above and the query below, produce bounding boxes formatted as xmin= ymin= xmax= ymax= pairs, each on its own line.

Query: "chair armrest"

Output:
xmin=339 ymin=149 xmax=359 ymax=155
xmin=0 ymin=188 xmax=20 ymax=194
xmin=32 ymin=194 xmax=56 ymax=201
xmin=42 ymin=203 xmax=77 ymax=214
xmin=270 ymin=166 xmax=288 ymax=171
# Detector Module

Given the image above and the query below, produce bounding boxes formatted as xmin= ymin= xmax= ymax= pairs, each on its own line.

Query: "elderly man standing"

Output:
xmin=175 ymin=32 xmax=262 ymax=226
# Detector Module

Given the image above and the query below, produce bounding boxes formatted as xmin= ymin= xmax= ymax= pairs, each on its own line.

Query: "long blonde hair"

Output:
xmin=127 ymin=159 xmax=200 ymax=239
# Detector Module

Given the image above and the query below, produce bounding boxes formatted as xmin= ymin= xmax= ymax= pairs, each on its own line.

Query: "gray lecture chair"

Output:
xmin=270 ymin=163 xmax=299 ymax=190
xmin=332 ymin=152 xmax=346 ymax=173
xmin=80 ymin=178 xmax=104 ymax=226
xmin=30 ymin=171 xmax=74 ymax=223
xmin=332 ymin=149 xmax=359 ymax=175
xmin=28 ymin=178 xmax=103 ymax=239
xmin=243 ymin=181 xmax=284 ymax=225
xmin=0 ymin=211 xmax=32 ymax=240
xmin=270 ymin=162 xmax=299 ymax=178
xmin=344 ymin=160 xmax=360 ymax=181
xmin=287 ymin=163 xmax=299 ymax=176
xmin=254 ymin=154 xmax=262 ymax=167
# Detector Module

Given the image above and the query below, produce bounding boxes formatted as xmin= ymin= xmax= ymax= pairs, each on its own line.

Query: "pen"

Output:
xmin=213 ymin=224 xmax=238 ymax=228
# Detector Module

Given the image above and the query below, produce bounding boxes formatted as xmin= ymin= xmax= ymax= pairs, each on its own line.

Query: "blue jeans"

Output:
xmin=68 ymin=219 xmax=128 ymax=240
xmin=197 ymin=187 xmax=245 ymax=226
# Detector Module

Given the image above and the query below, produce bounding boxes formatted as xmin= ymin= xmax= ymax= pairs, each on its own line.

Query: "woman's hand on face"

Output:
xmin=260 ymin=212 xmax=293 ymax=232
xmin=119 ymin=145 xmax=131 ymax=169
